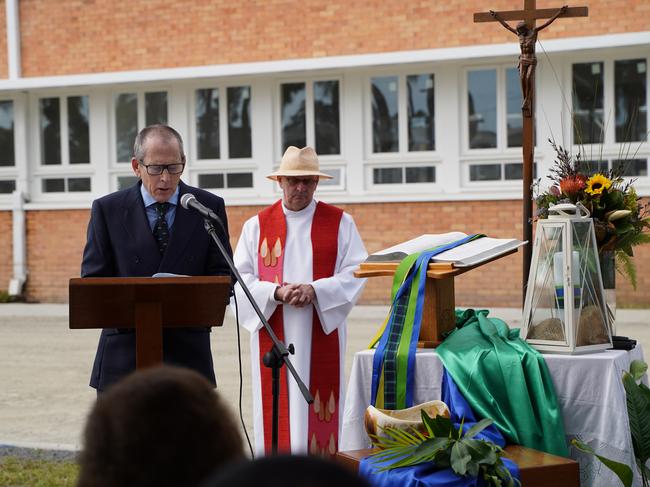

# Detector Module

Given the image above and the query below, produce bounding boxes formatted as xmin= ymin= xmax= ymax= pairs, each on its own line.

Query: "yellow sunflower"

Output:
xmin=585 ymin=173 xmax=612 ymax=196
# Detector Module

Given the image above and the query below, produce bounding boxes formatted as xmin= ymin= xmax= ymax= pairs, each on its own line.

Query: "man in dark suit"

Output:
xmin=81 ymin=124 xmax=232 ymax=392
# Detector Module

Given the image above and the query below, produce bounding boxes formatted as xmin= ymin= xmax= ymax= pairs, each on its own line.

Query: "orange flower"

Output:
xmin=559 ymin=175 xmax=586 ymax=198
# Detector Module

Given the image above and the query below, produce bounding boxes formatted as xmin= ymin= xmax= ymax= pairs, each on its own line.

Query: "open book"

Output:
xmin=365 ymin=232 xmax=526 ymax=267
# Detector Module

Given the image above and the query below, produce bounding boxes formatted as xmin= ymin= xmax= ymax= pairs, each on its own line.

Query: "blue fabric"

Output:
xmin=370 ymin=234 xmax=480 ymax=408
xmin=360 ymin=370 xmax=520 ymax=487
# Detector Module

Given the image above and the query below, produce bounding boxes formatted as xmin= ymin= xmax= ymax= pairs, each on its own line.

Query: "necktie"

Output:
xmin=153 ymin=202 xmax=170 ymax=254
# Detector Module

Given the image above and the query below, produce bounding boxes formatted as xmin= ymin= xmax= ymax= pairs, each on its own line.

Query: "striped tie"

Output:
xmin=153 ymin=202 xmax=170 ymax=254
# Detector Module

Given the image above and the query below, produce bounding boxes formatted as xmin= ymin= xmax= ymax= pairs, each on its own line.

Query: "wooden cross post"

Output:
xmin=474 ymin=2 xmax=587 ymax=304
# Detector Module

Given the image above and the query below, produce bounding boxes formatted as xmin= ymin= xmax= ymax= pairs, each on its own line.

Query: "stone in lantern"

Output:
xmin=522 ymin=203 xmax=612 ymax=353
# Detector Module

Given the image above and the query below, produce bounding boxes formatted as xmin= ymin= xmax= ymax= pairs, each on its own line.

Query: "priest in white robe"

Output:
xmin=232 ymin=146 xmax=367 ymax=457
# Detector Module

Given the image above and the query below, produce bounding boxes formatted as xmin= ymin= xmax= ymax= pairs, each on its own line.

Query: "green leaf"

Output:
xmin=464 ymin=418 xmax=494 ymax=439
xmin=450 ymin=442 xmax=472 ymax=476
xmin=421 ymin=411 xmax=456 ymax=438
xmin=571 ymin=439 xmax=633 ymax=487
xmin=623 ymin=372 xmax=650 ymax=464
xmin=630 ymin=360 xmax=648 ymax=382
xmin=615 ymin=222 xmax=636 ymax=235
xmin=463 ymin=438 xmax=498 ymax=465
xmin=413 ymin=437 xmax=451 ymax=459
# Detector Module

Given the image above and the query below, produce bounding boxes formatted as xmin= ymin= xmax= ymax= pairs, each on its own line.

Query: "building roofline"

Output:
xmin=0 ymin=31 xmax=648 ymax=92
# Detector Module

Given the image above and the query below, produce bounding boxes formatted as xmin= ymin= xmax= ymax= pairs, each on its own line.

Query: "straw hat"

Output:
xmin=267 ymin=146 xmax=333 ymax=181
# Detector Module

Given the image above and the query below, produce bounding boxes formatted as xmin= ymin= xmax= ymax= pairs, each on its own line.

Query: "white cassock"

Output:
xmin=232 ymin=199 xmax=367 ymax=455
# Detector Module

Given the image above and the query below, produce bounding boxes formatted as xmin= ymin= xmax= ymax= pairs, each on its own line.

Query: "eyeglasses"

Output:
xmin=283 ymin=177 xmax=318 ymax=187
xmin=138 ymin=161 xmax=185 ymax=176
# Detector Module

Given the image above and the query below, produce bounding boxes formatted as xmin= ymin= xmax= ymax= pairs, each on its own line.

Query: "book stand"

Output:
xmin=354 ymin=250 xmax=518 ymax=347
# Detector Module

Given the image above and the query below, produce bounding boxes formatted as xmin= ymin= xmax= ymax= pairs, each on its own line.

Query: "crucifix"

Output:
xmin=474 ymin=1 xmax=588 ymax=303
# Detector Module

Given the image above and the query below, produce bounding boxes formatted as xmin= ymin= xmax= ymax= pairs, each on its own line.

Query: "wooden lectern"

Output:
xmin=69 ymin=276 xmax=231 ymax=369
xmin=354 ymin=250 xmax=518 ymax=347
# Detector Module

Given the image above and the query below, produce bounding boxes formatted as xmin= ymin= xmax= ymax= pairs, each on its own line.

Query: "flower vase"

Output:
xmin=599 ymin=251 xmax=616 ymax=335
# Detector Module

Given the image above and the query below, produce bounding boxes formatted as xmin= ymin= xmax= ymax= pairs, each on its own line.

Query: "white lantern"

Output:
xmin=521 ymin=203 xmax=612 ymax=354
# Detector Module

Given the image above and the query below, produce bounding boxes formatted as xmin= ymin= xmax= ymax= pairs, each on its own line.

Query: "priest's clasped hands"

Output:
xmin=274 ymin=283 xmax=316 ymax=307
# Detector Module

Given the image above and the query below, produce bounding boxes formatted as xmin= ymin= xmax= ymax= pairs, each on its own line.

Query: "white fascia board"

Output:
xmin=0 ymin=31 xmax=648 ymax=92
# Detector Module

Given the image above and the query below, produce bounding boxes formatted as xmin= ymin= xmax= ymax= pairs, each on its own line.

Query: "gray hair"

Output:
xmin=133 ymin=124 xmax=186 ymax=162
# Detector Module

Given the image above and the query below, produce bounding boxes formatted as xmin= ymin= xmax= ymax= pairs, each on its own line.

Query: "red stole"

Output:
xmin=257 ymin=200 xmax=343 ymax=456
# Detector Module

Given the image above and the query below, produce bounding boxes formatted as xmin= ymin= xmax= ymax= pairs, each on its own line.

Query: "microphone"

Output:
xmin=180 ymin=193 xmax=221 ymax=222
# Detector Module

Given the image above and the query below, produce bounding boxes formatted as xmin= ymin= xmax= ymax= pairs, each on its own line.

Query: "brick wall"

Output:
xmin=17 ymin=0 xmax=650 ymax=77
xmin=23 ymin=200 xmax=650 ymax=309
xmin=0 ymin=210 xmax=12 ymax=292
xmin=24 ymin=210 xmax=88 ymax=303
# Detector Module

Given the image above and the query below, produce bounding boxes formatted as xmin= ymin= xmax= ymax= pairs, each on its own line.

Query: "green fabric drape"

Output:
xmin=436 ymin=308 xmax=569 ymax=457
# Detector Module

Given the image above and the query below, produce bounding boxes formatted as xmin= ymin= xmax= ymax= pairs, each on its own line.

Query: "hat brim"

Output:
xmin=267 ymin=169 xmax=333 ymax=181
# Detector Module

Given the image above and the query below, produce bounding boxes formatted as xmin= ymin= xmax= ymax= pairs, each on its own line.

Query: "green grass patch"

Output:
xmin=0 ymin=456 xmax=79 ymax=487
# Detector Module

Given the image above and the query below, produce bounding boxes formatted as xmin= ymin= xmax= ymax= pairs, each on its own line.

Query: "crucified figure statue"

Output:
xmin=490 ymin=5 xmax=568 ymax=117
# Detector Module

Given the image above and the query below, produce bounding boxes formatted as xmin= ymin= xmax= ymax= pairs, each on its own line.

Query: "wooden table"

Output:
xmin=336 ymin=446 xmax=579 ymax=487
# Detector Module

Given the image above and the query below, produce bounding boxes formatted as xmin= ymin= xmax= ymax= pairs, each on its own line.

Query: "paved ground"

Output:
xmin=0 ymin=303 xmax=648 ymax=454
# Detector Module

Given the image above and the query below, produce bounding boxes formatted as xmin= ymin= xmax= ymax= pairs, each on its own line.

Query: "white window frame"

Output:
xmin=110 ymin=87 xmax=170 ymax=166
xmin=107 ymin=87 xmax=171 ymax=194
xmin=461 ymin=157 xmax=538 ymax=189
xmin=188 ymin=82 xmax=256 ymax=195
xmin=30 ymin=91 xmax=93 ymax=200
xmin=273 ymin=76 xmax=345 ymax=192
xmin=0 ymin=97 xmax=17 ymax=203
xmin=461 ymin=64 xmax=525 ymax=156
xmin=566 ymin=51 xmax=649 ymax=186
xmin=363 ymin=68 xmax=440 ymax=191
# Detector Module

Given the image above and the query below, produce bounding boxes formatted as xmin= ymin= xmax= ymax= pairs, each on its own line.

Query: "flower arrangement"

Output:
xmin=535 ymin=139 xmax=650 ymax=288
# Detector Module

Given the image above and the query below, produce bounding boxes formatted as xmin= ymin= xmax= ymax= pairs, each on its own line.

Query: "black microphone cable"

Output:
xmin=232 ymin=283 xmax=254 ymax=458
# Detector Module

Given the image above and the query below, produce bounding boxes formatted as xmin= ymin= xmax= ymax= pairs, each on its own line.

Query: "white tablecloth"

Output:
xmin=341 ymin=346 xmax=645 ymax=487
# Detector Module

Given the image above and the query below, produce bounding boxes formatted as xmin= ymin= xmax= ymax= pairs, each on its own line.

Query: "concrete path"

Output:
xmin=0 ymin=304 xmax=648 ymax=452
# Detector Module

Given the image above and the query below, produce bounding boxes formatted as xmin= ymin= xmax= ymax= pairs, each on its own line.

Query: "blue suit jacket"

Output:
xmin=81 ymin=180 xmax=232 ymax=391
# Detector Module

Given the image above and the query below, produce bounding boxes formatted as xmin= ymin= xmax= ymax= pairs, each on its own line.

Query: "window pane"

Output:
xmin=117 ymin=176 xmax=139 ymax=190
xmin=468 ymin=70 xmax=497 ymax=149
xmin=228 ymin=86 xmax=252 ymax=158
xmin=577 ymin=159 xmax=608 ymax=175
xmin=68 ymin=96 xmax=90 ymax=164
xmin=0 ymin=101 xmax=14 ymax=166
xmin=613 ymin=158 xmax=648 ymax=177
xmin=573 ymin=62 xmax=604 ymax=144
xmin=318 ymin=168 xmax=341 ymax=186
xmin=373 ymin=167 xmax=402 ymax=184
xmin=372 ymin=76 xmax=399 ymax=153
xmin=405 ymin=166 xmax=435 ymax=183
xmin=42 ymin=178 xmax=65 ymax=192
xmin=407 ymin=74 xmax=435 ymax=151
xmin=115 ymin=93 xmax=137 ymax=162
xmin=0 ymin=179 xmax=15 ymax=193
xmin=314 ymin=80 xmax=340 ymax=155
xmin=505 ymin=163 xmax=523 ymax=180
xmin=615 ymin=59 xmax=647 ymax=142
xmin=281 ymin=83 xmax=306 ymax=152
xmin=40 ymin=97 xmax=61 ymax=165
xmin=68 ymin=177 xmax=91 ymax=192
xmin=506 ymin=68 xmax=523 ymax=147
xmin=198 ymin=173 xmax=225 ymax=189
xmin=226 ymin=172 xmax=253 ymax=188
xmin=470 ymin=164 xmax=501 ymax=181
xmin=145 ymin=91 xmax=167 ymax=125
xmin=196 ymin=88 xmax=220 ymax=159
xmin=511 ymin=162 xmax=539 ymax=179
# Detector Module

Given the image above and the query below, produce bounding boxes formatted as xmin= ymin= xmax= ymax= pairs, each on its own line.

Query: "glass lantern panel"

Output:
xmin=572 ymin=221 xmax=610 ymax=346
xmin=526 ymin=224 xmax=566 ymax=342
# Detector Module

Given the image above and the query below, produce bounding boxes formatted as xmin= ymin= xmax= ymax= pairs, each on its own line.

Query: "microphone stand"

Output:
xmin=202 ymin=218 xmax=313 ymax=455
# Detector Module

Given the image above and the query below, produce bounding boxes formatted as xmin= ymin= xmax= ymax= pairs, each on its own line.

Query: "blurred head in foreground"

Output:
xmin=77 ymin=365 xmax=244 ymax=487
xmin=201 ymin=454 xmax=371 ymax=487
